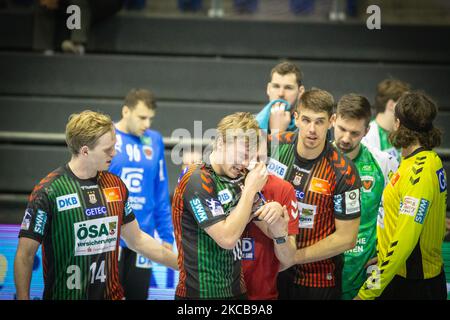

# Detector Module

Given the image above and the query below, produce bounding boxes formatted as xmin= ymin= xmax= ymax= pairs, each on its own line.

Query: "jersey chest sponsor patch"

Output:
xmin=399 ymin=196 xmax=419 ymax=216
xmin=103 ymin=187 xmax=122 ymax=202
xmin=298 ymin=202 xmax=317 ymax=229
xmin=56 ymin=193 xmax=81 ymax=212
xmin=344 ymin=189 xmax=360 ymax=215
xmin=74 ymin=216 xmax=119 ymax=256
xmin=309 ymin=177 xmax=331 ymax=196
xmin=267 ymin=158 xmax=288 ymax=179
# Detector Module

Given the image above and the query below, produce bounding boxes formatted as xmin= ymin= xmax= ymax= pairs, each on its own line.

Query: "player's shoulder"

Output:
xmin=364 ymin=143 xmax=398 ymax=167
xmin=29 ymin=167 xmax=65 ymax=200
xmin=144 ymin=129 xmax=164 ymax=142
xmin=269 ymin=130 xmax=296 ymax=145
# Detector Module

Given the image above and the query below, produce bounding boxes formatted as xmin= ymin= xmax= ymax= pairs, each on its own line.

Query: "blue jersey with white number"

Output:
xmin=109 ymin=127 xmax=174 ymax=246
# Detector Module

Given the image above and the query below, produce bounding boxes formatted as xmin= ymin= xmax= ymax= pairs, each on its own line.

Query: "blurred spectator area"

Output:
xmin=0 ymin=0 xmax=450 ymax=223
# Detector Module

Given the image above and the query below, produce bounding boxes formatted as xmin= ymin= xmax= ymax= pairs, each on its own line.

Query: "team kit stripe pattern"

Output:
xmin=18 ymin=166 xmax=134 ymax=300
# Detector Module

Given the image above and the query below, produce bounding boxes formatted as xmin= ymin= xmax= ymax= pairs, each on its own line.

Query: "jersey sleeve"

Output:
xmin=152 ymin=134 xmax=174 ymax=244
xmin=333 ymin=154 xmax=362 ymax=220
xmin=280 ymin=182 xmax=300 ymax=235
xmin=122 ymin=186 xmax=136 ymax=226
xmin=183 ymin=169 xmax=227 ymax=229
xmin=357 ymin=170 xmax=434 ymax=300
xmin=18 ymin=185 xmax=51 ymax=243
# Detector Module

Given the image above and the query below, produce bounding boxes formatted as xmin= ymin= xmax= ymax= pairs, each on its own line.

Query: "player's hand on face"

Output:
xmin=269 ymin=101 xmax=291 ymax=133
xmin=244 ymin=162 xmax=268 ymax=193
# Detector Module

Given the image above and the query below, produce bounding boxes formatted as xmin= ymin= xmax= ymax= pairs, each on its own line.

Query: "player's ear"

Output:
xmin=80 ymin=145 xmax=89 ymax=156
xmin=329 ymin=114 xmax=336 ymax=129
xmin=122 ymin=105 xmax=130 ymax=118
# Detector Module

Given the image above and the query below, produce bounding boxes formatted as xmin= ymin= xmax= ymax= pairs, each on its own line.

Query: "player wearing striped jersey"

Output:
xmin=270 ymin=89 xmax=361 ymax=300
xmin=332 ymin=94 xmax=399 ymax=300
xmin=173 ymin=112 xmax=290 ymax=299
xmin=14 ymin=111 xmax=177 ymax=300
xmin=361 ymin=79 xmax=410 ymax=162
xmin=357 ymin=92 xmax=447 ymax=300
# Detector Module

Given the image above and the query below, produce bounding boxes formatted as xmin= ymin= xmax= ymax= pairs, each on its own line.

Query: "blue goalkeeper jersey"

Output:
xmin=109 ymin=127 xmax=174 ymax=246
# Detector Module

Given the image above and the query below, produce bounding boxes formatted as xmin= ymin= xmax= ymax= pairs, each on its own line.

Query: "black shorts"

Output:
xmin=119 ymin=246 xmax=152 ymax=300
xmin=377 ymin=270 xmax=447 ymax=300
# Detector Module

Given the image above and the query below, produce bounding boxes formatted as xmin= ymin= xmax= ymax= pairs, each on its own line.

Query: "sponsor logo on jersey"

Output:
xmin=103 ymin=187 xmax=122 ymax=202
xmin=115 ymin=134 xmax=123 ymax=153
xmin=292 ymin=172 xmax=303 ymax=186
xmin=80 ymin=185 xmax=99 ymax=190
xmin=128 ymin=196 xmax=146 ymax=211
xmin=242 ymin=238 xmax=255 ymax=260
xmin=218 ymin=189 xmax=233 ymax=205
xmin=21 ymin=209 xmax=32 ymax=231
xmin=34 ymin=210 xmax=47 ymax=235
xmin=56 ymin=193 xmax=81 ymax=212
xmin=85 ymin=206 xmax=107 ymax=217
xmin=74 ymin=216 xmax=118 ymax=256
xmin=295 ymin=190 xmax=305 ymax=200
xmin=414 ymin=198 xmax=429 ymax=224
xmin=206 ymin=198 xmax=225 ymax=217
xmin=436 ymin=168 xmax=447 ymax=193
xmin=390 ymin=172 xmax=400 ymax=186
xmin=190 ymin=197 xmax=208 ymax=224
xmin=140 ymin=135 xmax=152 ymax=146
xmin=361 ymin=176 xmax=375 ymax=193
xmin=334 ymin=194 xmax=343 ymax=214
xmin=345 ymin=189 xmax=360 ymax=215
xmin=399 ymin=196 xmax=419 ymax=216
xmin=267 ymin=158 xmax=287 ymax=179
xmin=120 ymin=168 xmax=144 ymax=193
xmin=124 ymin=201 xmax=133 ymax=216
xmin=309 ymin=177 xmax=331 ymax=196
xmin=298 ymin=203 xmax=317 ymax=229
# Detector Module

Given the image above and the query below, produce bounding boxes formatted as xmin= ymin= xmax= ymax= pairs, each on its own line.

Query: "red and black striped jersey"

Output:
xmin=269 ymin=132 xmax=362 ymax=287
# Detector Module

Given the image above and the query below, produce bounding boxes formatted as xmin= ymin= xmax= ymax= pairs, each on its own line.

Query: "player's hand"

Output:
xmin=269 ymin=101 xmax=291 ymax=133
xmin=244 ymin=162 xmax=268 ymax=193
xmin=267 ymin=205 xmax=290 ymax=238
xmin=365 ymin=256 xmax=378 ymax=268
xmin=254 ymin=201 xmax=283 ymax=225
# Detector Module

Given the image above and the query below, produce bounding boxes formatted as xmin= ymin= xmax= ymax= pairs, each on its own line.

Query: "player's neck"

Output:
xmin=346 ymin=143 xmax=361 ymax=160
xmin=375 ymin=112 xmax=394 ymax=132
xmin=115 ymin=119 xmax=129 ymax=134
xmin=68 ymin=157 xmax=97 ymax=180
xmin=297 ymin=139 xmax=326 ymax=160
xmin=402 ymin=142 xmax=423 ymax=158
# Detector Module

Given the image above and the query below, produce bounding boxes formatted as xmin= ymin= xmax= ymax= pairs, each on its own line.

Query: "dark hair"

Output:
xmin=374 ymin=79 xmax=410 ymax=114
xmin=297 ymin=89 xmax=334 ymax=117
xmin=270 ymin=61 xmax=303 ymax=86
xmin=390 ymin=91 xmax=442 ymax=149
xmin=336 ymin=94 xmax=372 ymax=127
xmin=124 ymin=89 xmax=157 ymax=110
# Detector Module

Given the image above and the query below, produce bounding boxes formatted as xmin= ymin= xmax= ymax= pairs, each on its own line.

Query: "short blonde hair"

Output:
xmin=215 ymin=112 xmax=260 ymax=149
xmin=65 ymin=110 xmax=114 ymax=155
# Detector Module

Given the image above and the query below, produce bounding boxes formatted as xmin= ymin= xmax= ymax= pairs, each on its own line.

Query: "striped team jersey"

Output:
xmin=172 ymin=163 xmax=255 ymax=299
xmin=358 ymin=148 xmax=447 ymax=300
xmin=269 ymin=132 xmax=362 ymax=287
xmin=18 ymin=165 xmax=135 ymax=300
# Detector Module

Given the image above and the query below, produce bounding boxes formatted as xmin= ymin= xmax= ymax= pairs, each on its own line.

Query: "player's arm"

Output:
xmin=14 ymin=237 xmax=40 ymax=300
xmin=121 ymin=219 xmax=178 ymax=270
xmin=153 ymin=136 xmax=175 ymax=248
xmin=293 ymin=217 xmax=359 ymax=265
xmin=204 ymin=163 xmax=268 ymax=250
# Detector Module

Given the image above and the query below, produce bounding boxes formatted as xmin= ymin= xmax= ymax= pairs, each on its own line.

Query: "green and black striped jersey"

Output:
xmin=19 ymin=165 xmax=135 ymax=300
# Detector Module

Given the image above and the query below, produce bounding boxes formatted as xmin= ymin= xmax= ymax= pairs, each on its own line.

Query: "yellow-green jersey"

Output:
xmin=358 ymin=148 xmax=447 ymax=300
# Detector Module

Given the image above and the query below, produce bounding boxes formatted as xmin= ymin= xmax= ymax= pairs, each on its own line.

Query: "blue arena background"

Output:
xmin=0 ymin=224 xmax=179 ymax=300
